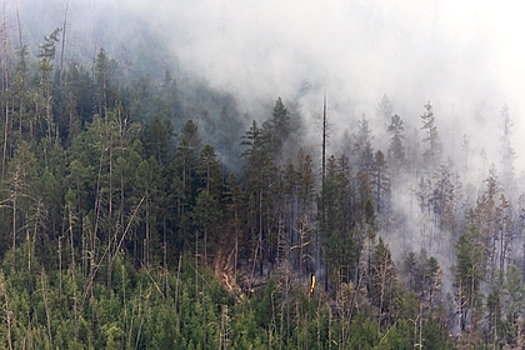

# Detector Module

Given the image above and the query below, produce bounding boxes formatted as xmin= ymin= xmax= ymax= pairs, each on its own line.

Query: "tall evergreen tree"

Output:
xmin=376 ymin=94 xmax=394 ymax=146
xmin=420 ymin=102 xmax=442 ymax=169
xmin=499 ymin=104 xmax=515 ymax=193
xmin=4 ymin=141 xmax=38 ymax=252
xmin=141 ymin=116 xmax=174 ymax=166
xmin=172 ymin=120 xmax=203 ymax=247
xmin=431 ymin=163 xmax=456 ymax=231
xmin=353 ymin=115 xmax=375 ymax=175
xmin=262 ymin=96 xmax=291 ymax=161
xmin=241 ymin=120 xmax=278 ymax=278
xmin=369 ymin=238 xmax=397 ymax=330
xmin=94 ymin=48 xmax=112 ymax=117
xmin=371 ymin=150 xmax=390 ymax=221
xmin=455 ymin=221 xmax=485 ymax=333
xmin=387 ymin=114 xmax=406 ymax=174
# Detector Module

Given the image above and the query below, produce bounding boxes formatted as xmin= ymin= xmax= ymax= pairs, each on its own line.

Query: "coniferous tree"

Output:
xmin=11 ymin=45 xmax=30 ymax=141
xmin=353 ymin=115 xmax=375 ymax=174
xmin=420 ymin=102 xmax=442 ymax=169
xmin=173 ymin=119 xmax=202 ymax=246
xmin=474 ymin=167 xmax=500 ymax=284
xmin=94 ymin=48 xmax=112 ymax=117
xmin=319 ymin=155 xmax=354 ymax=287
xmin=455 ymin=221 xmax=485 ymax=334
xmin=295 ymin=149 xmax=315 ymax=275
xmin=241 ymin=120 xmax=278 ymax=278
xmin=36 ymin=29 xmax=61 ymax=144
xmin=369 ymin=238 xmax=397 ymax=330
xmin=387 ymin=114 xmax=406 ymax=174
xmin=195 ymin=144 xmax=222 ymax=263
xmin=263 ymin=96 xmax=291 ymax=162
xmin=499 ymin=104 xmax=515 ymax=193
xmin=135 ymin=156 xmax=164 ymax=266
xmin=141 ymin=116 xmax=174 ymax=166
xmin=4 ymin=141 xmax=38 ymax=252
xmin=223 ymin=172 xmax=245 ymax=280
xmin=371 ymin=150 xmax=390 ymax=225
xmin=194 ymin=189 xmax=221 ymax=264
xmin=377 ymin=94 xmax=394 ymax=133
xmin=504 ymin=264 xmax=525 ymax=346
xmin=60 ymin=62 xmax=94 ymax=142
xmin=431 ymin=163 xmax=456 ymax=231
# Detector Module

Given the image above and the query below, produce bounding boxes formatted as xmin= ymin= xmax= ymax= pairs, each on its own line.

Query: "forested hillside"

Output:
xmin=0 ymin=1 xmax=524 ymax=349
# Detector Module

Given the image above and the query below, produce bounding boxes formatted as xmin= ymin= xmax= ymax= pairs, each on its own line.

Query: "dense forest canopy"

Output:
xmin=0 ymin=0 xmax=523 ymax=349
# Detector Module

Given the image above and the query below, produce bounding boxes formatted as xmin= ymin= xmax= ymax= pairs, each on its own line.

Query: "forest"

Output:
xmin=0 ymin=1 xmax=524 ymax=349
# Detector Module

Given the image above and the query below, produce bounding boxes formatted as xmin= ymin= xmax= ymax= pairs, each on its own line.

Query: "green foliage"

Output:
xmin=0 ymin=26 xmax=520 ymax=350
xmin=420 ymin=101 xmax=442 ymax=167
xmin=455 ymin=224 xmax=485 ymax=305
xmin=347 ymin=311 xmax=380 ymax=349
xmin=387 ymin=114 xmax=406 ymax=172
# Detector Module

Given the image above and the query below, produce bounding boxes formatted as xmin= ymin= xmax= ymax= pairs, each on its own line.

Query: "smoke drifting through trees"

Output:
xmin=2 ymin=0 xmax=525 ymax=347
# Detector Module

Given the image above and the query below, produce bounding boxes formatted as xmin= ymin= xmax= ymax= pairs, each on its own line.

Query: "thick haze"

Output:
xmin=10 ymin=0 xmax=525 ymax=172
xmin=128 ymin=0 xmax=525 ymax=173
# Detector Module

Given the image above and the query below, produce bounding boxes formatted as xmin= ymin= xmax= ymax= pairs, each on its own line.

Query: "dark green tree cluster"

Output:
xmin=0 ymin=20 xmax=525 ymax=349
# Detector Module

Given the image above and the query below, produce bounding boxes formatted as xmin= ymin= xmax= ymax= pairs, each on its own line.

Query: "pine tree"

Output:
xmin=295 ymin=149 xmax=315 ymax=275
xmin=262 ymin=97 xmax=291 ymax=160
xmin=241 ymin=120 xmax=278 ymax=279
xmin=11 ymin=45 xmax=30 ymax=141
xmin=94 ymin=48 xmax=112 ymax=117
xmin=371 ymin=150 xmax=390 ymax=224
xmin=504 ymin=264 xmax=525 ymax=347
xmin=387 ymin=114 xmax=406 ymax=174
xmin=499 ymin=104 xmax=515 ymax=193
xmin=36 ymin=28 xmax=61 ymax=144
xmin=369 ymin=238 xmax=397 ymax=330
xmin=454 ymin=221 xmax=485 ymax=333
xmin=377 ymin=94 xmax=394 ymax=133
xmin=223 ymin=172 xmax=245 ymax=280
xmin=431 ymin=163 xmax=456 ymax=231
xmin=4 ymin=141 xmax=39 ymax=252
xmin=135 ymin=156 xmax=165 ymax=266
xmin=141 ymin=116 xmax=174 ymax=166
xmin=353 ymin=115 xmax=375 ymax=174
xmin=420 ymin=102 xmax=441 ymax=169
xmin=194 ymin=189 xmax=221 ymax=264
xmin=195 ymin=144 xmax=222 ymax=263
xmin=173 ymin=119 xmax=202 ymax=245
xmin=474 ymin=168 xmax=500 ymax=284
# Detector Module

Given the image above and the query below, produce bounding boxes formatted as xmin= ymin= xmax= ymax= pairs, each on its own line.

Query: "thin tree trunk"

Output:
xmin=175 ymin=254 xmax=182 ymax=333
xmin=1 ymin=2 xmax=8 ymax=180
xmin=41 ymin=271 xmax=54 ymax=349
xmin=59 ymin=0 xmax=68 ymax=83
xmin=2 ymin=99 xmax=8 ymax=180
xmin=11 ymin=173 xmax=18 ymax=251
xmin=69 ymin=205 xmax=79 ymax=339
xmin=58 ymin=236 xmax=63 ymax=301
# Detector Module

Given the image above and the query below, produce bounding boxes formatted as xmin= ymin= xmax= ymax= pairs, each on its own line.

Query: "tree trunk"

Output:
xmin=59 ymin=1 xmax=68 ymax=83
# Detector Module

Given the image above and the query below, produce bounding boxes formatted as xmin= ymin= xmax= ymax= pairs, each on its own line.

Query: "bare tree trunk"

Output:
xmin=1 ymin=3 xmax=9 ymax=180
xmin=59 ymin=0 xmax=69 ymax=83
xmin=41 ymin=271 xmax=54 ymax=349
xmin=175 ymin=254 xmax=182 ymax=333
xmin=68 ymin=205 xmax=79 ymax=339
xmin=11 ymin=171 xmax=19 ymax=251
xmin=321 ymin=92 xmax=328 ymax=290
xmin=2 ymin=99 xmax=8 ymax=180
xmin=58 ymin=236 xmax=63 ymax=301
xmin=195 ymin=230 xmax=199 ymax=299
